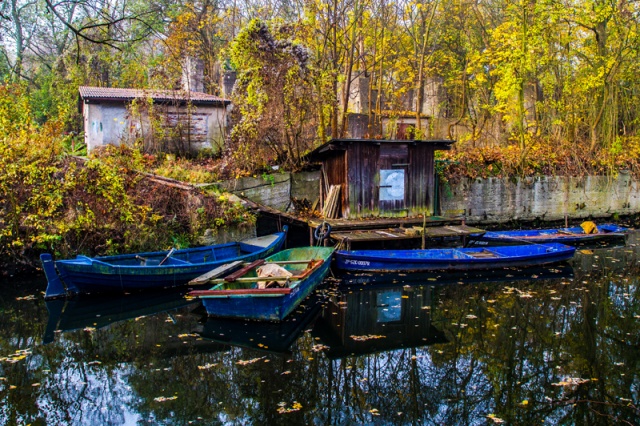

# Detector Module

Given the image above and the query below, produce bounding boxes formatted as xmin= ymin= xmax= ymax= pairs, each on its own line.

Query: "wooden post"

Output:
xmin=421 ymin=214 xmax=427 ymax=249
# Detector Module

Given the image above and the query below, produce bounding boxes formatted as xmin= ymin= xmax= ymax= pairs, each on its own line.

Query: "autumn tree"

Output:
xmin=228 ymin=19 xmax=315 ymax=173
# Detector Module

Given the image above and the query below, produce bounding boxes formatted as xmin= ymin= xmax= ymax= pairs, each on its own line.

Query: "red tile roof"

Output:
xmin=79 ymin=86 xmax=229 ymax=105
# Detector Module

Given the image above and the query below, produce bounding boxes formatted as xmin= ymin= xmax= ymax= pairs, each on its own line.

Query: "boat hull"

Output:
xmin=468 ymin=224 xmax=629 ymax=245
xmin=195 ymin=247 xmax=334 ymax=321
xmin=334 ymin=243 xmax=576 ymax=272
xmin=41 ymin=230 xmax=287 ymax=299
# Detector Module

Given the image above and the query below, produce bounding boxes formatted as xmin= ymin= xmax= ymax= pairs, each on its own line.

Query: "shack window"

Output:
xmin=379 ymin=169 xmax=405 ymax=201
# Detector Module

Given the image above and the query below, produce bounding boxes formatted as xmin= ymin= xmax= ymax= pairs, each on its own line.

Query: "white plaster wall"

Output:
xmin=84 ymin=103 xmax=102 ymax=152
xmin=440 ymin=174 xmax=640 ymax=223
xmin=83 ymin=101 xmax=227 ymax=154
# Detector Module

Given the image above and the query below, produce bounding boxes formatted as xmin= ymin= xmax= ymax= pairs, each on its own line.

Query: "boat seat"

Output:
xmin=466 ymin=250 xmax=499 ymax=258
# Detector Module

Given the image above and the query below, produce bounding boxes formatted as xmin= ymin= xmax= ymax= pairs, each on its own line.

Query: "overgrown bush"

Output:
xmin=0 ymin=84 xmax=254 ymax=273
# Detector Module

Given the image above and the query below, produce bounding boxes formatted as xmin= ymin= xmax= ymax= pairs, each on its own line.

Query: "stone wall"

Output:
xmin=439 ymin=174 xmax=640 ymax=223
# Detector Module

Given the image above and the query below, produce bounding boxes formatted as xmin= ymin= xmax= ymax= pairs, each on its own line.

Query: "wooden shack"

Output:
xmin=307 ymin=138 xmax=454 ymax=219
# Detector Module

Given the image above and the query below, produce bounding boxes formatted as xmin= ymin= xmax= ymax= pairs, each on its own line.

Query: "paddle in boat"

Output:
xmin=188 ymin=246 xmax=335 ymax=321
xmin=468 ymin=222 xmax=629 ymax=246
xmin=40 ymin=227 xmax=288 ymax=299
xmin=334 ymin=243 xmax=576 ymax=273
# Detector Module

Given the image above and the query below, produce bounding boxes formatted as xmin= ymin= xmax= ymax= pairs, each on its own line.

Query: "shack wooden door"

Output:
xmin=378 ymin=144 xmax=408 ymax=215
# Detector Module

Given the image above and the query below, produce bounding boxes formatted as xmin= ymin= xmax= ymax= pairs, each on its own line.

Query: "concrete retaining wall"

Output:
xmin=439 ymin=174 xmax=640 ymax=223
xmin=218 ymin=172 xmax=640 ymax=225
xmin=217 ymin=171 xmax=321 ymax=213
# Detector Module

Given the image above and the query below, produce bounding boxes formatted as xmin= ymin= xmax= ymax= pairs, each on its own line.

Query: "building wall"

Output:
xmin=83 ymin=101 xmax=227 ymax=154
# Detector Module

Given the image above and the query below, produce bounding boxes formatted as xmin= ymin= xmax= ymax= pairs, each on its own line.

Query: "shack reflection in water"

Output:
xmin=0 ymin=233 xmax=638 ymax=425
xmin=313 ymin=284 xmax=447 ymax=358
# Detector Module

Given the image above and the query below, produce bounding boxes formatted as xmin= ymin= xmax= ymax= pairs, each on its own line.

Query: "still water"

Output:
xmin=1 ymin=235 xmax=639 ymax=425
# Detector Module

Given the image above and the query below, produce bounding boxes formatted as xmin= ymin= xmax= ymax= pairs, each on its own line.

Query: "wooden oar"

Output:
xmin=159 ymin=248 xmax=176 ymax=266
xmin=188 ymin=261 xmax=244 ymax=285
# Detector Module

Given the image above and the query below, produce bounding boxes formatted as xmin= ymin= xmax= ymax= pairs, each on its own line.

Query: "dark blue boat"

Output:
xmin=189 ymin=246 xmax=334 ymax=321
xmin=468 ymin=223 xmax=629 ymax=246
xmin=40 ymin=228 xmax=287 ymax=299
xmin=334 ymin=243 xmax=575 ymax=272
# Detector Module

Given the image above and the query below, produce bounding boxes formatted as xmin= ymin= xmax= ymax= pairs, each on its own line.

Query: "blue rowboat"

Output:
xmin=40 ymin=227 xmax=288 ymax=299
xmin=334 ymin=243 xmax=575 ymax=273
xmin=468 ymin=223 xmax=629 ymax=246
xmin=189 ymin=246 xmax=334 ymax=321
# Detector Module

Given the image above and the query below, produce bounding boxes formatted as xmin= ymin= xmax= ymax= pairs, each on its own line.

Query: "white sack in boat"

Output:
xmin=256 ymin=264 xmax=293 ymax=289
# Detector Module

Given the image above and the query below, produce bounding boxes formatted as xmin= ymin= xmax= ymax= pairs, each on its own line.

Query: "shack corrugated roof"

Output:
xmin=306 ymin=138 xmax=454 ymax=162
xmin=79 ymin=86 xmax=230 ymax=105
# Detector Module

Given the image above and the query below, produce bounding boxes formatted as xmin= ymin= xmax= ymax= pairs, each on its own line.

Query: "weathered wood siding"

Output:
xmin=346 ymin=142 xmax=380 ymax=217
xmin=408 ymin=144 xmax=435 ymax=215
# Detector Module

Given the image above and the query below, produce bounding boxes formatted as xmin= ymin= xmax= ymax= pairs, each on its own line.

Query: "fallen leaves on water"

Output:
xmin=277 ymin=401 xmax=302 ymax=414
xmin=154 ymin=396 xmax=178 ymax=402
xmin=0 ymin=349 xmax=32 ymax=364
xmin=236 ymin=357 xmax=266 ymax=366
xmin=350 ymin=335 xmax=386 ymax=341
xmin=369 ymin=408 xmax=380 ymax=416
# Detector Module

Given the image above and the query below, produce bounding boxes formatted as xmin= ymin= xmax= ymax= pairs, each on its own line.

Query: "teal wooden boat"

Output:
xmin=41 ymin=228 xmax=287 ymax=299
xmin=189 ymin=246 xmax=334 ymax=321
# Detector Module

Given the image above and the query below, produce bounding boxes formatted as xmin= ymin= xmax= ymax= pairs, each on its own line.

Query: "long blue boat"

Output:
xmin=334 ymin=243 xmax=575 ymax=273
xmin=189 ymin=246 xmax=334 ymax=321
xmin=40 ymin=228 xmax=288 ymax=299
xmin=468 ymin=223 xmax=629 ymax=246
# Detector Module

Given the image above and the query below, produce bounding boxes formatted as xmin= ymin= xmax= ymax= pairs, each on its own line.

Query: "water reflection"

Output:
xmin=44 ymin=288 xmax=199 ymax=344
xmin=0 ymin=234 xmax=638 ymax=424
xmin=313 ymin=284 xmax=447 ymax=358
xmin=197 ymin=292 xmax=323 ymax=354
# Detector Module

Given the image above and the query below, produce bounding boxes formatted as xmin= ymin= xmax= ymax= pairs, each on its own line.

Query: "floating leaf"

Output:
xmin=350 ymin=335 xmax=386 ymax=341
xmin=551 ymin=377 xmax=590 ymax=388
xmin=236 ymin=357 xmax=266 ymax=366
xmin=277 ymin=401 xmax=302 ymax=414
xmin=15 ymin=295 xmax=36 ymax=301
xmin=154 ymin=396 xmax=178 ymax=402
xmin=197 ymin=363 xmax=218 ymax=370
xmin=487 ymin=414 xmax=505 ymax=423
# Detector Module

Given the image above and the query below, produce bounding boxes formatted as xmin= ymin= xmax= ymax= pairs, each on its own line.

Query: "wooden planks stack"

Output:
xmin=323 ymin=185 xmax=341 ymax=219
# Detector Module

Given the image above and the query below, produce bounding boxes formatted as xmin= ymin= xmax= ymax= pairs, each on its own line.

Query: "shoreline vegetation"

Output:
xmin=4 ymin=1 xmax=640 ymax=272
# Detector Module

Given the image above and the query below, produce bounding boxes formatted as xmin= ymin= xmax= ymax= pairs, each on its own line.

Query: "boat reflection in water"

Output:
xmin=337 ymin=262 xmax=574 ymax=287
xmin=196 ymin=292 xmax=325 ymax=354
xmin=43 ymin=288 xmax=199 ymax=344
